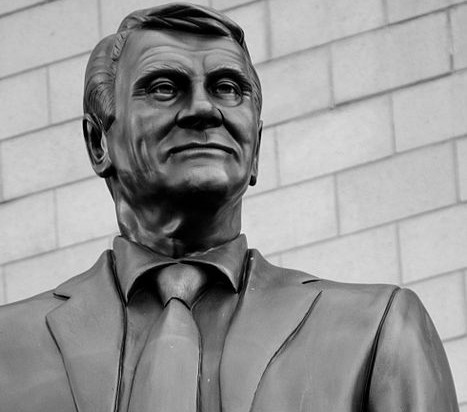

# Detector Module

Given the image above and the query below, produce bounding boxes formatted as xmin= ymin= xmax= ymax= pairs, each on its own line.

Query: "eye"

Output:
xmin=147 ymin=79 xmax=178 ymax=101
xmin=211 ymin=79 xmax=241 ymax=102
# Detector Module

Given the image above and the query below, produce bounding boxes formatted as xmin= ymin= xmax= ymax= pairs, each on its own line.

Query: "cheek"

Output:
xmin=131 ymin=103 xmax=179 ymax=143
xmin=224 ymin=107 xmax=260 ymax=162
xmin=223 ymin=105 xmax=259 ymax=142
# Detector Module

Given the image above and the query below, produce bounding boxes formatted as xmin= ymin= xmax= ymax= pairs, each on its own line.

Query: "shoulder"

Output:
xmin=0 ymin=252 xmax=110 ymax=339
xmin=258 ymin=250 xmax=401 ymax=304
xmin=0 ymin=289 xmax=61 ymax=331
xmin=257 ymin=251 xmax=423 ymax=328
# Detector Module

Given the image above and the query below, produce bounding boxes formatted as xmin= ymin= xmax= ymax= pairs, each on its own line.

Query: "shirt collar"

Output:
xmin=112 ymin=234 xmax=248 ymax=303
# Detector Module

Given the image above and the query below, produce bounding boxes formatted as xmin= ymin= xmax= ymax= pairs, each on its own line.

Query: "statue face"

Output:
xmin=107 ymin=29 xmax=261 ymax=204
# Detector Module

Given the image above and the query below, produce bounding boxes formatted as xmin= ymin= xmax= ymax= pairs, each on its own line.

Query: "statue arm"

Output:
xmin=367 ymin=288 xmax=459 ymax=412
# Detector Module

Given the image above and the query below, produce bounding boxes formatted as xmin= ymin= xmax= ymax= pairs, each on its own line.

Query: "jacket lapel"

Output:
xmin=46 ymin=251 xmax=124 ymax=412
xmin=220 ymin=250 xmax=322 ymax=412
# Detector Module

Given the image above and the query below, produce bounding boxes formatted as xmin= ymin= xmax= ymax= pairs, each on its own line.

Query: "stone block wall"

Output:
xmin=0 ymin=0 xmax=466 ymax=407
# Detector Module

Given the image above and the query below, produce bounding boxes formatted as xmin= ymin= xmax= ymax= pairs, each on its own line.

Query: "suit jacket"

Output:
xmin=0 ymin=248 xmax=458 ymax=412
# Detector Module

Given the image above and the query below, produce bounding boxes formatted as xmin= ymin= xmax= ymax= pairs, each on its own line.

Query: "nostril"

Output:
xmin=176 ymin=106 xmax=223 ymax=130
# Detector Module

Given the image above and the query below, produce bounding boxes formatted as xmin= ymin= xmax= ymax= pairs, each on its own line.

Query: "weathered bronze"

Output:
xmin=0 ymin=3 xmax=459 ymax=412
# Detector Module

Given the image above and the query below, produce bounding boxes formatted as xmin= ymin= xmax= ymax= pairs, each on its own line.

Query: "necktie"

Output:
xmin=128 ymin=263 xmax=208 ymax=412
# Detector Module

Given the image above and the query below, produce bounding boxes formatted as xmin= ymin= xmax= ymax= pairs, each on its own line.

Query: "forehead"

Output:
xmin=118 ymin=29 xmax=249 ymax=79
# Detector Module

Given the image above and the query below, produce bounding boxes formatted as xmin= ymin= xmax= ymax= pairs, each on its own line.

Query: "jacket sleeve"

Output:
xmin=368 ymin=288 xmax=459 ymax=412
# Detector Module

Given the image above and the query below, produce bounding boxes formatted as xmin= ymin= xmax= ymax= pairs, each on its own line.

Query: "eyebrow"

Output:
xmin=131 ymin=63 xmax=253 ymax=95
xmin=132 ymin=64 xmax=193 ymax=93
xmin=205 ymin=65 xmax=253 ymax=91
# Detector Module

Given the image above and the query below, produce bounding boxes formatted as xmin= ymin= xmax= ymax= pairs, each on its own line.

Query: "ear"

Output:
xmin=83 ymin=114 xmax=113 ymax=178
xmin=249 ymin=120 xmax=263 ymax=186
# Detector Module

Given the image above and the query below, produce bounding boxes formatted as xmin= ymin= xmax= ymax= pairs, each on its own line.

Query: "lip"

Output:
xmin=169 ymin=142 xmax=235 ymax=155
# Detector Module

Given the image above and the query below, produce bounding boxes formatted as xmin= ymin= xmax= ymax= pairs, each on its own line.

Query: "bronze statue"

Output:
xmin=0 ymin=3 xmax=459 ymax=412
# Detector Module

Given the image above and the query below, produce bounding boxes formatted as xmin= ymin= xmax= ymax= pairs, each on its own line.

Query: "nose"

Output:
xmin=176 ymin=83 xmax=223 ymax=130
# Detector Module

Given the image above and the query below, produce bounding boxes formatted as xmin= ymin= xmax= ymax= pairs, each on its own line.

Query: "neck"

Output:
xmin=114 ymin=192 xmax=243 ymax=258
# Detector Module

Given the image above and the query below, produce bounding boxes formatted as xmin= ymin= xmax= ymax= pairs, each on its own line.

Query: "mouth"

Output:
xmin=169 ymin=142 xmax=235 ymax=156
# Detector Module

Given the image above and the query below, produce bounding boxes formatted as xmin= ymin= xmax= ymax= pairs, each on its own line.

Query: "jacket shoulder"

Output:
xmin=258 ymin=250 xmax=399 ymax=299
xmin=0 ymin=251 xmax=111 ymax=336
xmin=0 ymin=289 xmax=61 ymax=328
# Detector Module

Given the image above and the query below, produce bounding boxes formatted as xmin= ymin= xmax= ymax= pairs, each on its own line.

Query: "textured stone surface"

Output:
xmin=276 ymin=97 xmax=392 ymax=184
xmin=269 ymin=0 xmax=384 ymax=57
xmin=338 ymin=144 xmax=456 ymax=233
xmin=0 ymin=69 xmax=48 ymax=141
xmin=393 ymin=73 xmax=467 ymax=151
xmin=0 ymin=192 xmax=55 ymax=264
xmin=4 ymin=237 xmax=110 ymax=303
xmin=49 ymin=54 xmax=89 ymax=123
xmin=452 ymin=4 xmax=467 ymax=70
xmin=445 ymin=337 xmax=467 ymax=404
xmin=332 ymin=13 xmax=450 ymax=102
xmin=387 ymin=0 xmax=449 ymax=22
xmin=281 ymin=225 xmax=399 ymax=284
xmin=0 ymin=0 xmax=99 ymax=77
xmin=225 ymin=1 xmax=268 ymax=63
xmin=408 ymin=272 xmax=466 ymax=340
xmin=243 ymin=177 xmax=337 ymax=254
xmin=0 ymin=266 xmax=4 ymax=305
xmin=245 ymin=127 xmax=279 ymax=196
xmin=457 ymin=137 xmax=467 ymax=201
xmin=399 ymin=205 xmax=467 ymax=283
xmin=56 ymin=178 xmax=118 ymax=247
xmin=211 ymin=0 xmax=252 ymax=10
xmin=2 ymin=121 xmax=93 ymax=199
xmin=100 ymin=0 xmax=210 ymax=35
xmin=0 ymin=0 xmax=44 ymax=15
xmin=258 ymin=48 xmax=331 ymax=126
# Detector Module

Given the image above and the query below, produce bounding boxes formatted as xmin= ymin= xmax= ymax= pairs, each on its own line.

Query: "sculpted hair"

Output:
xmin=83 ymin=3 xmax=263 ymax=133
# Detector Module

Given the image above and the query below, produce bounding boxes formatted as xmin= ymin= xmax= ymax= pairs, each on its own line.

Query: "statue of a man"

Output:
xmin=0 ymin=3 xmax=459 ymax=412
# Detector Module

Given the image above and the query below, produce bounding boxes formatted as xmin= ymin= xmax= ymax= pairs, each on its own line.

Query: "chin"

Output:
xmin=172 ymin=172 xmax=247 ymax=206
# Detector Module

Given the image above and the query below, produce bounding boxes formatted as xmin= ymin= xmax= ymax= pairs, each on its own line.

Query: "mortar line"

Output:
xmin=52 ymin=187 xmax=60 ymax=250
xmin=394 ymin=223 xmax=404 ymax=285
xmin=271 ymin=127 xmax=281 ymax=187
xmin=0 ymin=0 xmax=49 ymax=19
xmin=332 ymin=174 xmax=341 ymax=235
xmin=1 ymin=233 xmax=112 ymax=268
xmin=446 ymin=6 xmax=455 ymax=72
xmin=462 ymin=269 xmax=467 ymax=332
xmin=0 ymin=51 xmax=91 ymax=83
xmin=0 ymin=143 xmax=4 ymax=203
xmin=45 ymin=65 xmax=52 ymax=125
xmin=264 ymin=0 xmax=273 ymax=60
xmin=327 ymin=45 xmax=336 ymax=109
xmin=403 ymin=269 xmax=465 ymax=287
xmin=1 ymin=266 xmax=7 ymax=304
xmin=452 ymin=140 xmax=462 ymax=203
xmin=388 ymin=93 xmax=397 ymax=154
xmin=97 ymin=0 xmax=104 ymax=39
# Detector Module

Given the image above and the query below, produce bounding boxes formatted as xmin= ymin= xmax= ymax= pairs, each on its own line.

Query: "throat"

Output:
xmin=115 ymin=194 xmax=242 ymax=258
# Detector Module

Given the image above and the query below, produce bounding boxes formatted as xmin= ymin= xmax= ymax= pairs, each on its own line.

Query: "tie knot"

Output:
xmin=156 ymin=263 xmax=208 ymax=308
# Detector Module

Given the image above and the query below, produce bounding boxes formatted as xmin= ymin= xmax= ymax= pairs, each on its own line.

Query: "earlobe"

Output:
xmin=249 ymin=120 xmax=263 ymax=186
xmin=83 ymin=114 xmax=113 ymax=178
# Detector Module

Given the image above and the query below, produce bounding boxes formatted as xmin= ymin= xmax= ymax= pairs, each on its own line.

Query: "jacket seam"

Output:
xmin=361 ymin=286 xmax=401 ymax=412
xmin=109 ymin=250 xmax=128 ymax=412
xmin=249 ymin=289 xmax=323 ymax=412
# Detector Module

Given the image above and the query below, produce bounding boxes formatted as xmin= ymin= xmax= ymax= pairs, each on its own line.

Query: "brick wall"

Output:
xmin=0 ymin=0 xmax=466 ymax=407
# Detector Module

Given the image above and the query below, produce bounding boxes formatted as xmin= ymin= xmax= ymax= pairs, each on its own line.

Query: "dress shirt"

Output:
xmin=112 ymin=234 xmax=248 ymax=412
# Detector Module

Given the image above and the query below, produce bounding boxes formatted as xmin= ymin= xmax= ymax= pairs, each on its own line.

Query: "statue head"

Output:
xmin=83 ymin=3 xmax=263 ymax=212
